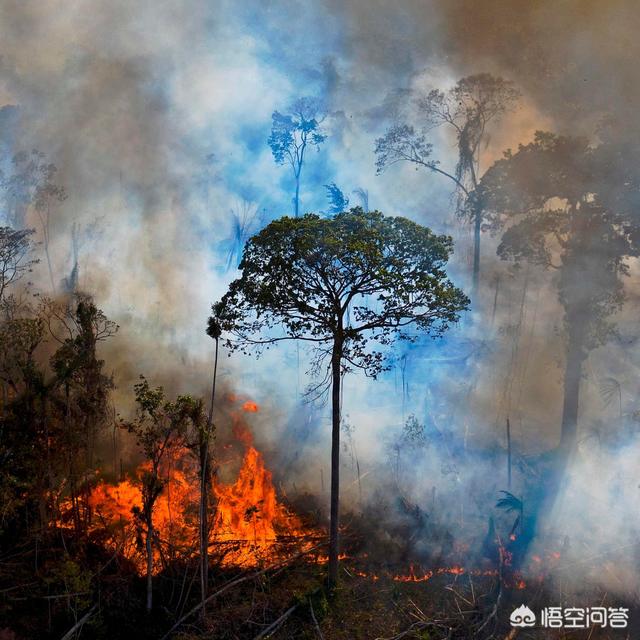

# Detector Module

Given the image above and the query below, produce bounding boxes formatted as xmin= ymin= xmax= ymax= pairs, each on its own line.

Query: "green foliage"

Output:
xmin=215 ymin=208 xmax=468 ymax=378
xmin=43 ymin=555 xmax=92 ymax=607
xmin=124 ymin=377 xmax=194 ymax=463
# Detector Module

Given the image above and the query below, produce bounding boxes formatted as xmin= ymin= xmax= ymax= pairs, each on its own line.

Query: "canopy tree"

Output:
xmin=475 ymin=131 xmax=640 ymax=451
xmin=211 ymin=208 xmax=468 ymax=587
xmin=375 ymin=74 xmax=519 ymax=297
xmin=268 ymin=97 xmax=326 ymax=218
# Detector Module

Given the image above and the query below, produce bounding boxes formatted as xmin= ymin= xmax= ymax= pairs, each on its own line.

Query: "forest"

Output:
xmin=0 ymin=2 xmax=639 ymax=639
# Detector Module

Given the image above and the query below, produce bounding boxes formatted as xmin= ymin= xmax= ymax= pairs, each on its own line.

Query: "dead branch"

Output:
xmin=309 ymin=598 xmax=324 ymax=640
xmin=374 ymin=620 xmax=446 ymax=640
xmin=160 ymin=543 xmax=325 ymax=640
xmin=59 ymin=604 xmax=97 ymax=640
xmin=253 ymin=604 xmax=298 ymax=639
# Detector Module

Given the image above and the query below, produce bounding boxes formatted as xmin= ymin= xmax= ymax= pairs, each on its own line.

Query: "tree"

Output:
xmin=47 ymin=295 xmax=118 ymax=533
xmin=173 ymin=394 xmax=210 ymax=617
xmin=0 ymin=150 xmax=66 ymax=292
xmin=191 ymin=310 xmax=222 ymax=615
xmin=375 ymin=74 xmax=519 ymax=296
xmin=268 ymin=97 xmax=326 ymax=218
xmin=476 ymin=131 xmax=640 ymax=451
xmin=224 ymin=200 xmax=264 ymax=271
xmin=324 ymin=183 xmax=349 ymax=215
xmin=0 ymin=227 xmax=38 ymax=303
xmin=123 ymin=378 xmax=190 ymax=613
xmin=213 ymin=208 xmax=468 ymax=587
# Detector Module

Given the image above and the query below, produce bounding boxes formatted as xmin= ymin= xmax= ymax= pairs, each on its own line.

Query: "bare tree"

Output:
xmin=1 ymin=150 xmax=66 ymax=293
xmin=0 ymin=227 xmax=38 ymax=302
xmin=376 ymin=74 xmax=519 ymax=297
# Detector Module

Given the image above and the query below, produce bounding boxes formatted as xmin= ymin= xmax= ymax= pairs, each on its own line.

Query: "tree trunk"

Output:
xmin=472 ymin=206 xmax=481 ymax=299
xmin=559 ymin=329 xmax=585 ymax=452
xmin=200 ymin=337 xmax=219 ymax=614
xmin=146 ymin=519 xmax=154 ymax=612
xmin=327 ymin=338 xmax=342 ymax=589
xmin=294 ymin=175 xmax=300 ymax=218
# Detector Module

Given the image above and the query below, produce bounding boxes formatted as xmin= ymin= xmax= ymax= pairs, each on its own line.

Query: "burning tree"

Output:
xmin=123 ymin=377 xmax=193 ymax=612
xmin=212 ymin=207 xmax=468 ymax=587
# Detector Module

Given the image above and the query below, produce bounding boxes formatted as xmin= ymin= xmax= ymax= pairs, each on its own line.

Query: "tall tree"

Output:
xmin=476 ymin=131 xmax=640 ymax=451
xmin=268 ymin=97 xmax=326 ymax=218
xmin=192 ymin=312 xmax=222 ymax=615
xmin=0 ymin=150 xmax=66 ymax=292
xmin=375 ymin=74 xmax=519 ymax=296
xmin=213 ymin=208 xmax=468 ymax=587
xmin=48 ymin=296 xmax=118 ymax=533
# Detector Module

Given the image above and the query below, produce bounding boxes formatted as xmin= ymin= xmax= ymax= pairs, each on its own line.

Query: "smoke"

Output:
xmin=1 ymin=0 xmax=639 ymax=598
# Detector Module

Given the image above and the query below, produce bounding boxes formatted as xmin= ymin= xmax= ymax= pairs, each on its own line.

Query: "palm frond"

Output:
xmin=599 ymin=377 xmax=621 ymax=408
xmin=495 ymin=490 xmax=523 ymax=514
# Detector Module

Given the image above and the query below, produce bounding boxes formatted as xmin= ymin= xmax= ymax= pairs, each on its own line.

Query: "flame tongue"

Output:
xmin=213 ymin=443 xmax=304 ymax=565
xmin=211 ymin=408 xmax=307 ymax=566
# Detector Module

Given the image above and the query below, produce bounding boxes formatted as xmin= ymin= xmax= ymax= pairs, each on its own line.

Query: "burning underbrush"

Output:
xmin=54 ymin=398 xmax=585 ymax=591
xmin=57 ymin=399 xmax=322 ymax=574
xmin=44 ymin=399 xmax=640 ymax=639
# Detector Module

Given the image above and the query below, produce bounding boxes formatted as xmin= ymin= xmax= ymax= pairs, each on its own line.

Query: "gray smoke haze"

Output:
xmin=1 ymin=0 xmax=640 ymax=596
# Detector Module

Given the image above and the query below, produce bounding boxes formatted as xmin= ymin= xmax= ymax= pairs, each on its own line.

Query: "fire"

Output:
xmin=213 ymin=440 xmax=308 ymax=566
xmin=392 ymin=565 xmax=492 ymax=583
xmin=80 ymin=462 xmax=197 ymax=574
xmin=55 ymin=395 xmax=539 ymax=588
xmin=59 ymin=400 xmax=313 ymax=574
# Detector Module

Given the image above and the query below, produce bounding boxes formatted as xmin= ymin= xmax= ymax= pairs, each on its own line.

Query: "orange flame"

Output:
xmin=213 ymin=441 xmax=308 ymax=566
xmin=59 ymin=402 xmax=313 ymax=574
